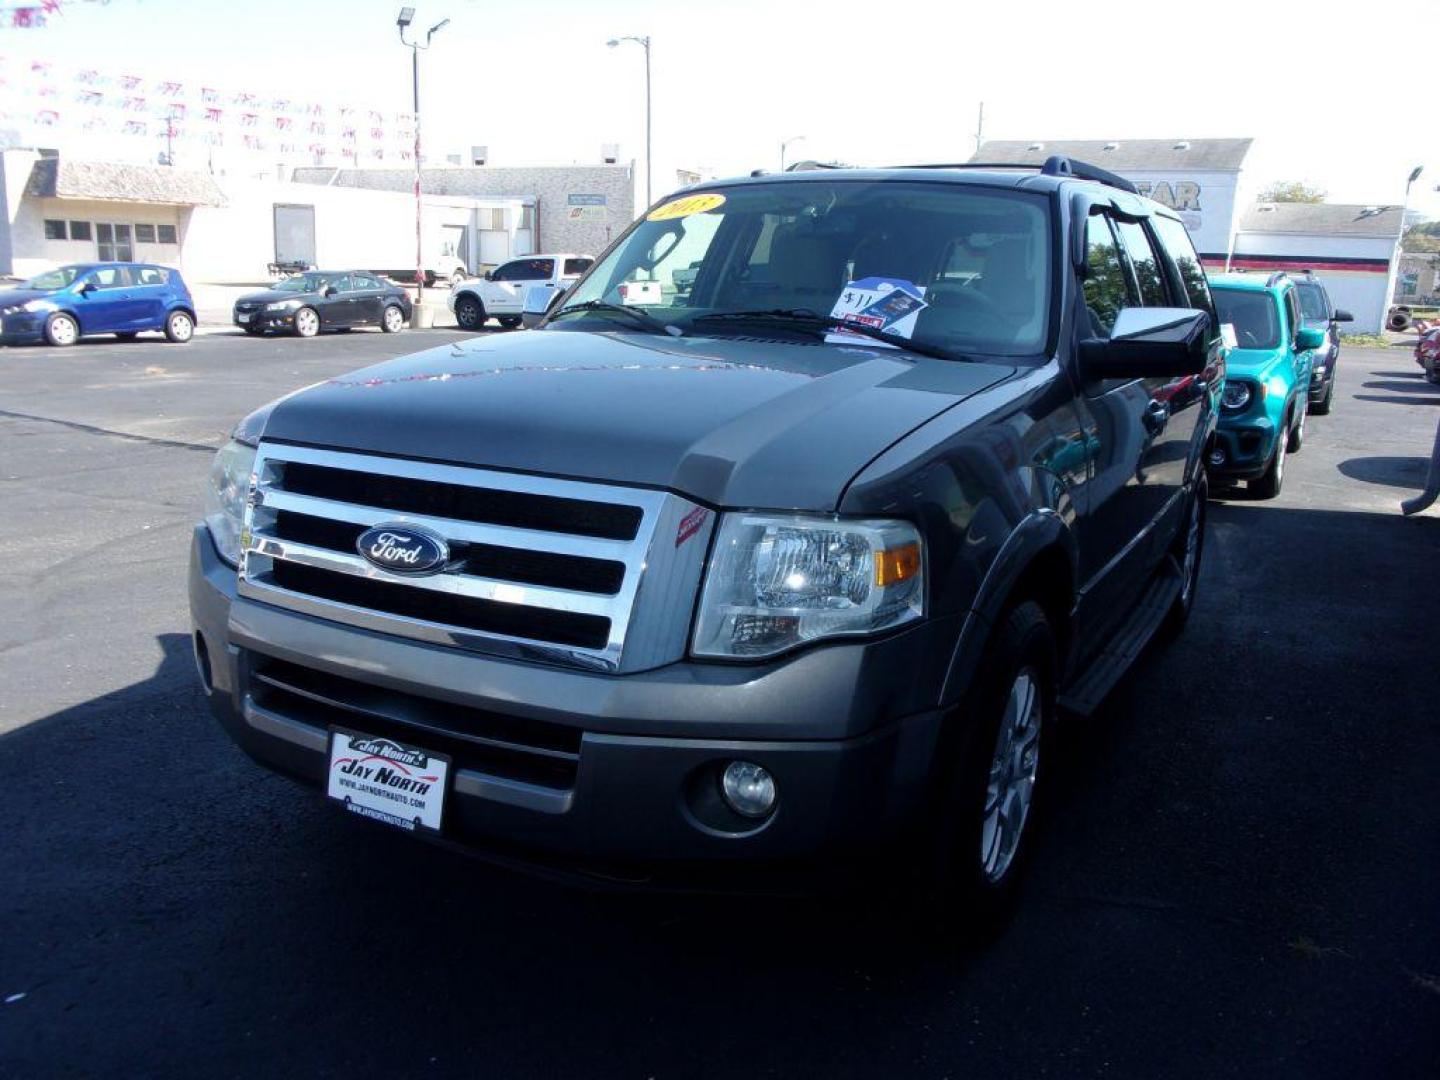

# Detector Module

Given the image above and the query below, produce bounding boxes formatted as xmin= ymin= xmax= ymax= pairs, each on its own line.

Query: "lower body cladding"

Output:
xmin=189 ymin=529 xmax=949 ymax=885
xmin=1209 ymin=416 xmax=1279 ymax=481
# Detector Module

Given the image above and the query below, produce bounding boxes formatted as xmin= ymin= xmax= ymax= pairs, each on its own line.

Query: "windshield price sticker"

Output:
xmin=647 ymin=193 xmax=726 ymax=221
xmin=326 ymin=729 xmax=450 ymax=833
xmin=827 ymin=276 xmax=929 ymax=346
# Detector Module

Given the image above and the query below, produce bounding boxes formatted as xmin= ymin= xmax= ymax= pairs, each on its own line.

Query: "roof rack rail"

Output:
xmin=1265 ymin=271 xmax=1290 ymax=288
xmin=888 ymin=157 xmax=1139 ymax=195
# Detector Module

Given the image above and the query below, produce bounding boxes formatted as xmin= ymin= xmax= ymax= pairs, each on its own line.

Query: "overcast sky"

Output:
xmin=13 ymin=0 xmax=1440 ymax=219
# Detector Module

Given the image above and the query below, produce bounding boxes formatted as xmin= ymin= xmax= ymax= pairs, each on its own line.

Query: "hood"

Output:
xmin=237 ymin=287 xmax=320 ymax=305
xmin=0 ymin=287 xmax=49 ymax=309
xmin=258 ymin=329 xmax=1017 ymax=510
xmin=1223 ymin=345 xmax=1285 ymax=378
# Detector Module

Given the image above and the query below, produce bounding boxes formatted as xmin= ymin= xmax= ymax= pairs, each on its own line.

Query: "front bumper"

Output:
xmin=1210 ymin=412 xmax=1280 ymax=479
xmin=234 ymin=308 xmax=296 ymax=332
xmin=0 ymin=310 xmax=47 ymax=343
xmin=189 ymin=527 xmax=949 ymax=883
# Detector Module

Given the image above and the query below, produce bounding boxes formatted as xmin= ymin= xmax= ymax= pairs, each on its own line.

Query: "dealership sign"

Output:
xmin=1123 ymin=172 xmax=1240 ymax=259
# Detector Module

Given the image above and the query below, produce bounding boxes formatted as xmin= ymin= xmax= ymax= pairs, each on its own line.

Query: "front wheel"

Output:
xmin=928 ymin=601 xmax=1055 ymax=926
xmin=381 ymin=304 xmax=406 ymax=333
xmin=454 ymin=295 xmax=484 ymax=331
xmin=164 ymin=310 xmax=194 ymax=344
xmin=44 ymin=312 xmax=79 ymax=347
xmin=1252 ymin=418 xmax=1288 ymax=499
xmin=293 ymin=306 xmax=320 ymax=338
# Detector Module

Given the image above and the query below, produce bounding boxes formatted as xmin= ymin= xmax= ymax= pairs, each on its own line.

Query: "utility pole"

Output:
xmin=608 ymin=35 xmax=652 ymax=208
xmin=974 ymin=101 xmax=985 ymax=155
xmin=397 ymin=7 xmax=449 ymax=316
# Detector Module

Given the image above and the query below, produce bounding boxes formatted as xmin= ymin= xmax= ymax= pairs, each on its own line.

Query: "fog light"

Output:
xmin=720 ymin=761 xmax=777 ymax=818
xmin=1208 ymin=447 xmax=1226 ymax=467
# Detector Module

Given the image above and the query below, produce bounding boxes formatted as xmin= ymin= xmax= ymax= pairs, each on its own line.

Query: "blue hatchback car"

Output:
xmin=0 ymin=262 xmax=197 ymax=347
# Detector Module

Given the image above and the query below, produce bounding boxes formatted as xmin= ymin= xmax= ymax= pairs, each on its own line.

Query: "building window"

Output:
xmin=519 ymin=206 xmax=535 ymax=230
xmin=44 ymin=219 xmax=66 ymax=240
xmin=96 ymin=223 xmax=134 ymax=262
xmin=480 ymin=208 xmax=505 ymax=231
xmin=135 ymin=223 xmax=157 ymax=242
xmin=157 ymin=224 xmax=177 ymax=244
xmin=69 ymin=221 xmax=92 ymax=241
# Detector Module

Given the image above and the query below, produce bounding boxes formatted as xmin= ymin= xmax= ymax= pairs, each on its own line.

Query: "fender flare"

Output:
xmin=938 ymin=509 xmax=1080 ymax=708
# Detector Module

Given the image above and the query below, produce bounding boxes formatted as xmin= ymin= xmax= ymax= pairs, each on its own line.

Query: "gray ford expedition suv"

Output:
xmin=190 ymin=157 xmax=1221 ymax=913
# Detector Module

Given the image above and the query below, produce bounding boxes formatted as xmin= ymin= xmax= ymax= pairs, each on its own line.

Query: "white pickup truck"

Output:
xmin=447 ymin=254 xmax=593 ymax=330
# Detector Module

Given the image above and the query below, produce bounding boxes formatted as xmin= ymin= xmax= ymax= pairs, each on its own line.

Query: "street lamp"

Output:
xmin=398 ymin=7 xmax=449 ymax=312
xmin=780 ymin=135 xmax=806 ymax=172
xmin=607 ymin=35 xmax=651 ymax=209
xmin=1387 ymin=165 xmax=1425 ymax=312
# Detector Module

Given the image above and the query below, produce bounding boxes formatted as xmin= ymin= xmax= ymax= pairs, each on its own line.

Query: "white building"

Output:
xmin=0 ymin=148 xmax=533 ymax=283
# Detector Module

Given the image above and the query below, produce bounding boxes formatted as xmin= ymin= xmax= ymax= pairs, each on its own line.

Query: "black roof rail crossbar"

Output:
xmin=888 ymin=157 xmax=1139 ymax=195
xmin=1038 ymin=155 xmax=1139 ymax=195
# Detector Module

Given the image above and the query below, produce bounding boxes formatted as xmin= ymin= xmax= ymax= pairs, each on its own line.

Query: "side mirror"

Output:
xmin=483 ymin=270 xmax=494 ymax=282
xmin=1079 ymin=307 xmax=1209 ymax=380
xmin=1332 ymin=308 xmax=1354 ymax=323
xmin=78 ymin=281 xmax=97 ymax=295
xmin=323 ymin=286 xmax=338 ymax=298
xmin=1295 ymin=326 xmax=1326 ymax=351
xmin=521 ymin=284 xmax=567 ymax=329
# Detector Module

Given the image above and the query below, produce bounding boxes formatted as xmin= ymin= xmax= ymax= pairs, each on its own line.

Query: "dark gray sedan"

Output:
xmin=233 ymin=271 xmax=412 ymax=338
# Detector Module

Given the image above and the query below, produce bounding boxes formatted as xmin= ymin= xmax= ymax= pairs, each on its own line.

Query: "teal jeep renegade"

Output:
xmin=1207 ymin=273 xmax=1324 ymax=498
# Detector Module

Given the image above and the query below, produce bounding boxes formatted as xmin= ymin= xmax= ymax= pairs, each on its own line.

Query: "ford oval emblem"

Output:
xmin=356 ymin=524 xmax=450 ymax=576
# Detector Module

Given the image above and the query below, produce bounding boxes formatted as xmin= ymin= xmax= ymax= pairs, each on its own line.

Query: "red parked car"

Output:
xmin=1417 ymin=326 xmax=1440 ymax=384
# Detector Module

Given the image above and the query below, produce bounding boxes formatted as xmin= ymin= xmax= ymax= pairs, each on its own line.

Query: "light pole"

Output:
xmin=1387 ymin=165 xmax=1424 ymax=313
xmin=397 ymin=7 xmax=449 ymax=311
xmin=780 ymin=135 xmax=806 ymax=172
xmin=607 ymin=35 xmax=651 ymax=209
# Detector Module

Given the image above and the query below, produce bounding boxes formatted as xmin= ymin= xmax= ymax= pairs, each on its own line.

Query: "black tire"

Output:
xmin=381 ymin=304 xmax=406 ymax=333
xmin=454 ymin=294 xmax=485 ymax=331
xmin=1162 ymin=470 xmax=1207 ymax=639
xmin=498 ymin=316 xmax=522 ymax=330
xmin=1252 ymin=414 xmax=1289 ymax=499
xmin=163 ymin=310 xmax=194 ymax=344
xmin=925 ymin=601 xmax=1056 ymax=929
xmin=114 ymin=331 xmax=139 ymax=341
xmin=1311 ymin=375 xmax=1334 ymax=416
xmin=1287 ymin=403 xmax=1306 ymax=453
xmin=44 ymin=312 xmax=79 ymax=347
xmin=293 ymin=306 xmax=321 ymax=338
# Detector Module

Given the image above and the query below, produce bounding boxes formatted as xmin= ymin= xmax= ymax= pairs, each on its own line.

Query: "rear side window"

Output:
xmin=1213 ymin=289 xmax=1280 ymax=349
xmin=135 ymin=266 xmax=169 ymax=286
xmin=1150 ymin=215 xmax=1215 ymax=318
xmin=563 ymin=258 xmax=592 ymax=276
xmin=495 ymin=259 xmax=555 ymax=282
xmin=1114 ymin=220 xmax=1167 ymax=307
xmin=1082 ymin=212 xmax=1134 ymax=337
xmin=87 ymin=266 xmax=131 ymax=289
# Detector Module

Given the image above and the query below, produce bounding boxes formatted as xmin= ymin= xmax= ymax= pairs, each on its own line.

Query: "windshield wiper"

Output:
xmin=691 ymin=308 xmax=962 ymax=362
xmin=549 ymin=300 xmax=682 ymax=336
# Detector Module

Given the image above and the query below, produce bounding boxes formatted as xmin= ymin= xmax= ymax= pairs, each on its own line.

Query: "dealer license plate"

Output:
xmin=236 ymin=312 xmax=252 ymax=323
xmin=326 ymin=728 xmax=449 ymax=833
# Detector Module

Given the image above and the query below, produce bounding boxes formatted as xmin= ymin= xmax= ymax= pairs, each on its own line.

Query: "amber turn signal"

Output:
xmin=874 ymin=542 xmax=921 ymax=587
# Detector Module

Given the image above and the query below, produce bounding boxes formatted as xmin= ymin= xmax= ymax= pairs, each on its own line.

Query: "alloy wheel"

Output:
xmin=48 ymin=315 xmax=77 ymax=346
xmin=981 ymin=668 xmax=1042 ymax=883
xmin=384 ymin=306 xmax=405 ymax=333
xmin=295 ymin=308 xmax=320 ymax=337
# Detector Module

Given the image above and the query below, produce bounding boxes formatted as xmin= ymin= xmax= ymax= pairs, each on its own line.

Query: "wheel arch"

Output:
xmin=939 ymin=511 xmax=1078 ymax=709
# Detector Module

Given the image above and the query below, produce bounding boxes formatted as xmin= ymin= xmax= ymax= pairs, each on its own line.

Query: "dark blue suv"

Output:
xmin=0 ymin=262 xmax=197 ymax=347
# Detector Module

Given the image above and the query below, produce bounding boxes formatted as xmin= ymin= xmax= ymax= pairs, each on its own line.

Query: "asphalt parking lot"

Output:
xmin=2 ymin=329 xmax=1438 ymax=1078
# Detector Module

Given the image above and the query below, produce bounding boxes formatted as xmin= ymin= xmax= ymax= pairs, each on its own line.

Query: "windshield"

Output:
xmin=1295 ymin=282 xmax=1328 ymax=321
xmin=273 ymin=273 xmax=331 ymax=293
xmin=1214 ymin=288 xmax=1280 ymax=349
xmin=558 ymin=181 xmax=1053 ymax=358
xmin=19 ymin=266 xmax=85 ymax=291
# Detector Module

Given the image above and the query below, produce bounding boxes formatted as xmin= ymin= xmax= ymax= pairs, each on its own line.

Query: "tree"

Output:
xmin=1403 ymin=221 xmax=1440 ymax=254
xmin=1257 ymin=181 xmax=1327 ymax=204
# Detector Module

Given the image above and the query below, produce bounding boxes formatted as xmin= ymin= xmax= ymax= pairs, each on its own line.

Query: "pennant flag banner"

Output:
xmin=0 ymin=53 xmax=418 ymax=166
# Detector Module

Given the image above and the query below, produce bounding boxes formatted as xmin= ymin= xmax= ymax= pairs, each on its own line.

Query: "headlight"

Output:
xmin=264 ymin=299 xmax=301 ymax=312
xmin=692 ymin=514 xmax=924 ymax=659
xmin=204 ymin=439 xmax=257 ymax=566
xmin=21 ymin=299 xmax=51 ymax=313
xmin=1221 ymin=381 xmax=1252 ymax=410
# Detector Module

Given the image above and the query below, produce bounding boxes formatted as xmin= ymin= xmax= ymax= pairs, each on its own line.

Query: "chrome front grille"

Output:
xmin=237 ymin=443 xmax=715 ymax=672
